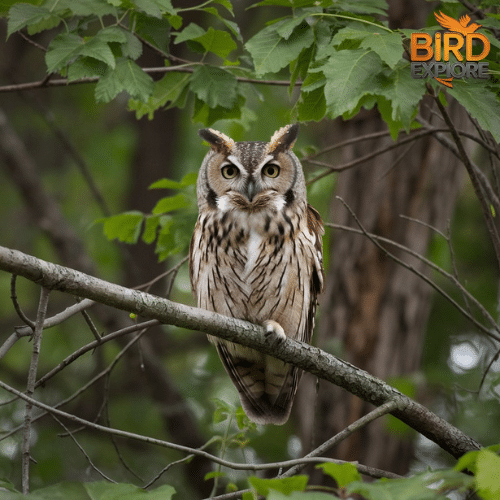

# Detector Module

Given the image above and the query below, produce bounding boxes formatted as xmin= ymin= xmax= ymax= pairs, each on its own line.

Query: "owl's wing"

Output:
xmin=216 ymin=342 xmax=300 ymax=425
xmin=302 ymin=204 xmax=325 ymax=344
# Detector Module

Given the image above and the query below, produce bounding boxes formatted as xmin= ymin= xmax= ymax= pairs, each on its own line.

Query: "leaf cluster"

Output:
xmin=243 ymin=448 xmax=500 ymax=500
xmin=5 ymin=0 xmax=500 ymax=139
xmin=97 ymin=172 xmax=198 ymax=260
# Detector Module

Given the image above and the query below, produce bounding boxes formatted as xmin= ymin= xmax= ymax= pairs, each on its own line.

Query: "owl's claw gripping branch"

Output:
xmin=263 ymin=320 xmax=287 ymax=344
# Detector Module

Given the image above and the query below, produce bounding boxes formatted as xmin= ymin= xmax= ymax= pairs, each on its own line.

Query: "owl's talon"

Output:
xmin=264 ymin=320 xmax=286 ymax=344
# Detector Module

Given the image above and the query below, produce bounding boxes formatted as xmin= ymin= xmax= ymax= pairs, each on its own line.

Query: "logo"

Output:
xmin=410 ymin=11 xmax=490 ymax=88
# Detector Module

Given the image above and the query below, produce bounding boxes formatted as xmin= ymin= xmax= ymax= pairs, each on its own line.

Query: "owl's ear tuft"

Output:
xmin=199 ymin=128 xmax=235 ymax=154
xmin=268 ymin=124 xmax=299 ymax=154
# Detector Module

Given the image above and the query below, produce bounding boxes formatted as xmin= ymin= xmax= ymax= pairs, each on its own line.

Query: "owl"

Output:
xmin=189 ymin=124 xmax=324 ymax=425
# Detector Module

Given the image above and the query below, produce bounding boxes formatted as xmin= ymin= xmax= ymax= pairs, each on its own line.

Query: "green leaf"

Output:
xmin=476 ymin=449 xmax=500 ymax=500
xmin=120 ymin=31 xmax=143 ymax=60
xmin=152 ymin=194 xmax=189 ymax=214
xmin=58 ymin=0 xmax=117 ymax=17
xmin=67 ymin=58 xmax=108 ymax=81
xmin=213 ymin=0 xmax=234 ymax=15
xmin=194 ymin=26 xmax=237 ymax=59
xmin=129 ymin=72 xmax=190 ymax=119
xmin=203 ymin=7 xmax=241 ymax=41
xmin=7 ymin=3 xmax=61 ymax=38
xmin=360 ymin=32 xmax=403 ymax=68
xmin=80 ymin=37 xmax=116 ymax=69
xmin=132 ymin=0 xmax=175 ymax=18
xmin=0 ymin=481 xmax=89 ymax=499
xmin=155 ymin=213 xmax=196 ymax=260
xmin=301 ymin=71 xmax=326 ymax=92
xmin=251 ymin=0 xmax=327 ymax=7
xmin=100 ymin=212 xmax=144 ymax=244
xmin=95 ymin=59 xmax=154 ymax=103
xmin=45 ymin=34 xmax=83 ymax=74
xmin=331 ymin=24 xmax=380 ymax=46
xmin=174 ymin=22 xmax=205 ymax=45
xmin=447 ymin=81 xmax=500 ymax=143
xmin=245 ymin=20 xmax=314 ymax=75
xmin=192 ymin=94 xmax=244 ymax=126
xmin=189 ymin=66 xmax=238 ymax=109
xmin=249 ymin=476 xmax=308 ymax=496
xmin=84 ymin=481 xmax=176 ymax=499
xmin=317 ymin=462 xmax=361 ymax=487
xmin=347 ymin=472 xmax=452 ymax=500
xmin=142 ymin=215 xmax=161 ymax=244
xmin=378 ymin=61 xmax=426 ymax=134
xmin=94 ymin=26 xmax=127 ymax=44
xmin=150 ymin=172 xmax=197 ymax=189
xmin=319 ymin=49 xmax=384 ymax=118
xmin=297 ymin=87 xmax=326 ymax=121
xmin=150 ymin=179 xmax=185 ymax=190
xmin=333 ymin=0 xmax=388 ymax=16
xmin=135 ymin=15 xmax=172 ymax=53
xmin=205 ymin=471 xmax=227 ymax=481
xmin=168 ymin=14 xmax=182 ymax=30
xmin=268 ymin=492 xmax=335 ymax=500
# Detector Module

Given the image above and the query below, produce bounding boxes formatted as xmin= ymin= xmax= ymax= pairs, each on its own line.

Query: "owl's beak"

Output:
xmin=246 ymin=180 xmax=256 ymax=202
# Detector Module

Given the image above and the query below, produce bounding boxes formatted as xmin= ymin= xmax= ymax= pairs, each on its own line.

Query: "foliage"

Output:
xmin=97 ymin=171 xmax=198 ymax=260
xmin=4 ymin=450 xmax=500 ymax=500
xmin=3 ymin=0 xmax=499 ymax=136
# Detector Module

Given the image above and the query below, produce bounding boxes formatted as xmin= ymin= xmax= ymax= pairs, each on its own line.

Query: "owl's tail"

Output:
xmin=216 ymin=343 xmax=301 ymax=425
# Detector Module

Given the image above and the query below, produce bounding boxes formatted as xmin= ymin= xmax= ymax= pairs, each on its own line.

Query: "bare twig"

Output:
xmin=432 ymin=87 xmax=500 ymax=269
xmin=21 ymin=287 xmax=50 ymax=494
xmin=1 ymin=321 xmax=157 ymax=443
xmin=51 ymin=414 xmax=117 ymax=483
xmin=281 ymin=400 xmax=400 ymax=478
xmin=11 ymin=299 xmax=95 ymax=338
xmin=0 ymin=299 xmax=96 ymax=361
xmin=80 ymin=307 xmax=102 ymax=344
xmin=478 ymin=347 xmax=500 ymax=394
xmin=36 ymin=320 xmax=158 ymax=388
xmin=417 ymin=116 xmax=500 ymax=219
xmin=325 ymin=220 xmax=500 ymax=341
xmin=10 ymin=274 xmax=35 ymax=329
xmin=133 ymin=255 xmax=189 ymax=294
xmin=0 ymin=379 xmax=410 ymax=475
xmin=303 ymin=130 xmax=391 ymax=160
xmin=305 ymin=128 xmax=438 ymax=184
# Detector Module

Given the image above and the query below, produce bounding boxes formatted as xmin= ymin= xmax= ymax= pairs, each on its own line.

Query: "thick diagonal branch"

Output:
xmin=0 ymin=245 xmax=482 ymax=459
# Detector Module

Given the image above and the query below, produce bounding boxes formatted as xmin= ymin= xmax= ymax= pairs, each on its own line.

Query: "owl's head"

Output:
xmin=196 ymin=124 xmax=306 ymax=214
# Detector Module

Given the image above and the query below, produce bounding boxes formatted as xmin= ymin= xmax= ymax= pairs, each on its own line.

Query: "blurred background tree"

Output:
xmin=0 ymin=0 xmax=499 ymax=498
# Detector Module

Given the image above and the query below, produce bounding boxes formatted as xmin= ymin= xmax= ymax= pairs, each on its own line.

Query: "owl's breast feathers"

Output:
xmin=190 ymin=201 xmax=323 ymax=336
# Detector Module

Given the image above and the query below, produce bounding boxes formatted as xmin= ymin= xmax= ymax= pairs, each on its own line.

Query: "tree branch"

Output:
xmin=0 ymin=66 xmax=295 ymax=94
xmin=0 ymin=245 xmax=482 ymax=459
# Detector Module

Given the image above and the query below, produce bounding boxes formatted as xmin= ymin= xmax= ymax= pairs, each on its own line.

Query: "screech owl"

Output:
xmin=189 ymin=124 xmax=324 ymax=425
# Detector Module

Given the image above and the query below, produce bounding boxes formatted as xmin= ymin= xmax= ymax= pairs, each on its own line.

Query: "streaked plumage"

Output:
xmin=189 ymin=124 xmax=324 ymax=425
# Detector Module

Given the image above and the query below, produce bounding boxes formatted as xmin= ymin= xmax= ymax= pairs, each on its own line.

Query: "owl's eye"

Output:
xmin=221 ymin=164 xmax=239 ymax=179
xmin=262 ymin=164 xmax=280 ymax=178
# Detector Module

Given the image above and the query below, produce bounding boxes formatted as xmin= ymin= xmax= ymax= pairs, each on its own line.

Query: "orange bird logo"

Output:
xmin=434 ymin=11 xmax=482 ymax=36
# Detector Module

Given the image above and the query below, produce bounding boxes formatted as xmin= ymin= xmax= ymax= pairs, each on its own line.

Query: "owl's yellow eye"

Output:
xmin=221 ymin=164 xmax=238 ymax=179
xmin=263 ymin=164 xmax=280 ymax=178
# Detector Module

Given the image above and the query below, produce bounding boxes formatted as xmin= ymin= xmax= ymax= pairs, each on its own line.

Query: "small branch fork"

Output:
xmin=0 ymin=245 xmax=482 ymax=462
